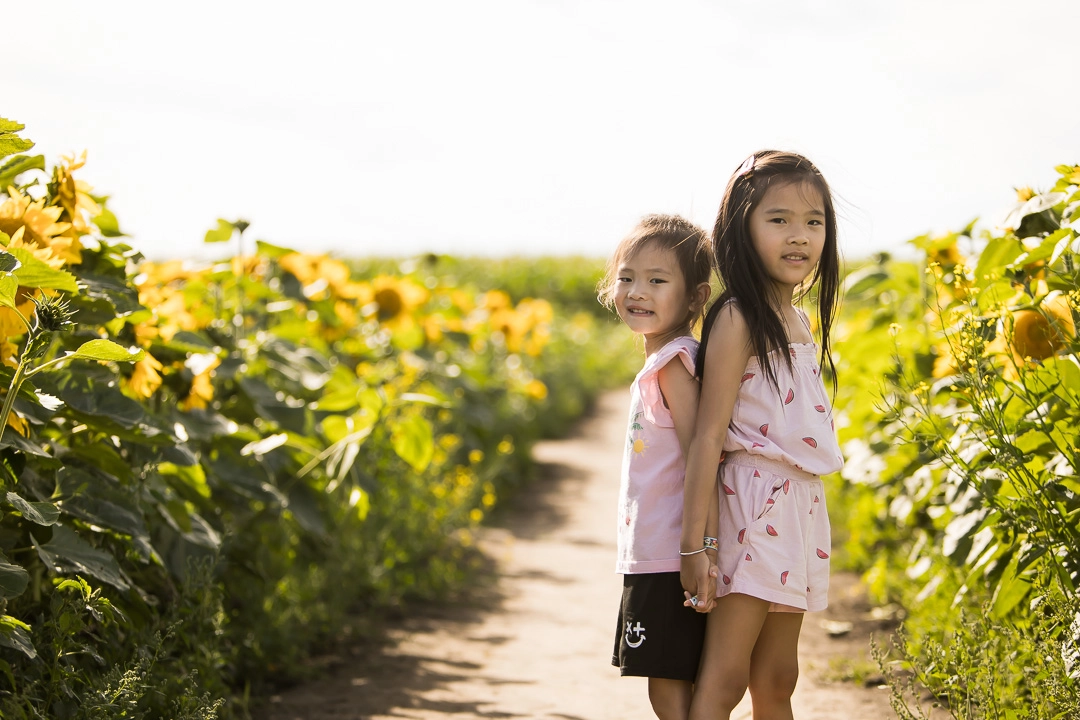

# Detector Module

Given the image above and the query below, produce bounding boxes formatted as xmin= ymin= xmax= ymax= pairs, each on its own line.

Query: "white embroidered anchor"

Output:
xmin=625 ymin=621 xmax=646 ymax=648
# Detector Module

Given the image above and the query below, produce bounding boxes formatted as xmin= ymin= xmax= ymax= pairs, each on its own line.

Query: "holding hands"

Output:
xmin=681 ymin=543 xmax=718 ymax=613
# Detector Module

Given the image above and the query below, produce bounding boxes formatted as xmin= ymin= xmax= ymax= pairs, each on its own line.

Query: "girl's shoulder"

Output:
xmin=640 ymin=335 xmax=697 ymax=382
xmin=709 ymin=298 xmax=750 ymax=335
xmin=663 ymin=334 xmax=699 ymax=352
xmin=790 ymin=306 xmax=815 ymax=345
xmin=648 ymin=335 xmax=698 ymax=367
xmin=637 ymin=336 xmax=698 ymax=427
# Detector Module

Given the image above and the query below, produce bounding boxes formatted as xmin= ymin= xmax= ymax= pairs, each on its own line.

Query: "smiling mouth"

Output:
xmin=626 ymin=307 xmax=653 ymax=315
xmin=782 ymin=254 xmax=808 ymax=261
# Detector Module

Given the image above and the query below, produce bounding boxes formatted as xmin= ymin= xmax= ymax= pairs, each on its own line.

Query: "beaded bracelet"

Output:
xmin=679 ymin=547 xmax=707 ymax=556
xmin=703 ymin=536 xmax=719 ymax=551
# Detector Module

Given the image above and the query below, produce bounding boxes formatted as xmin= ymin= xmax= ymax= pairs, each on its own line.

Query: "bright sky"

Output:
xmin=9 ymin=0 xmax=1080 ymax=262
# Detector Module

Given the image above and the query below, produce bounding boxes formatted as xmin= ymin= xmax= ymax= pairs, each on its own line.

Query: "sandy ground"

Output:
xmin=263 ymin=389 xmax=901 ymax=720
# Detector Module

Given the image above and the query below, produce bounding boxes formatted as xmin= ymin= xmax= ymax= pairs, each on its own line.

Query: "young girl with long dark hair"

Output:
xmin=680 ymin=151 xmax=844 ymax=719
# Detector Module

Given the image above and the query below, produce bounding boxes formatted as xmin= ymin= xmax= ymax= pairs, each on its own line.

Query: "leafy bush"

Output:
xmin=0 ymin=118 xmax=635 ymax=716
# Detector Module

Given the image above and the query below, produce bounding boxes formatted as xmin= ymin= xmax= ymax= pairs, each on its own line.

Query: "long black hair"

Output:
xmin=696 ymin=150 xmax=841 ymax=394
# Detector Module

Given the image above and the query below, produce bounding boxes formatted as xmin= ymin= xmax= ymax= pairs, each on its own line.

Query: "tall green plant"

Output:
xmin=834 ymin=164 xmax=1080 ymax=716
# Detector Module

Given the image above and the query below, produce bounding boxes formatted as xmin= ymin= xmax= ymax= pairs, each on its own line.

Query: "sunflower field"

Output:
xmin=831 ymin=165 xmax=1080 ymax=717
xmin=6 ymin=106 xmax=1078 ymax=718
xmin=0 ymin=118 xmax=636 ymax=718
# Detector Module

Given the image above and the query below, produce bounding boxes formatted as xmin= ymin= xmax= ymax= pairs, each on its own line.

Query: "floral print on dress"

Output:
xmin=627 ymin=411 xmax=645 ymax=454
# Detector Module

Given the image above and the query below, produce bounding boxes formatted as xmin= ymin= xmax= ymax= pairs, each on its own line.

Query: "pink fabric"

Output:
xmin=714 ymin=452 xmax=831 ymax=611
xmin=723 ymin=341 xmax=843 ymax=477
xmin=715 ymin=320 xmax=843 ymax=611
xmin=616 ymin=336 xmax=698 ymax=574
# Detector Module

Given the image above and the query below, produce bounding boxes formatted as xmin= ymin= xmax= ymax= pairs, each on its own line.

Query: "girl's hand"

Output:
xmin=680 ymin=553 xmax=717 ymax=613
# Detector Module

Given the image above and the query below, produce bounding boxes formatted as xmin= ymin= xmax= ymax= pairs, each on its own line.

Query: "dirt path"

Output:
xmin=264 ymin=389 xmax=898 ymax=719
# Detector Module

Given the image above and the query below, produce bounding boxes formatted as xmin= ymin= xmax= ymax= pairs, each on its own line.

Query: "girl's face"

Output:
xmin=748 ymin=181 xmax=827 ymax=300
xmin=614 ymin=243 xmax=705 ymax=352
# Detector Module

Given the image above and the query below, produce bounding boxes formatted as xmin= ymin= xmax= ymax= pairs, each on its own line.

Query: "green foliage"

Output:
xmin=874 ymin=593 xmax=1080 ymax=719
xmin=0 ymin=118 xmax=35 ymax=162
xmin=835 ymin=164 xmax=1080 ymax=715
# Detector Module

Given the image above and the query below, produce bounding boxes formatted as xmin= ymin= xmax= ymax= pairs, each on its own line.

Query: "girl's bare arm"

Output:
xmin=656 ymin=357 xmax=699 ymax=459
xmin=680 ymin=304 xmax=752 ymax=610
xmin=659 ymin=355 xmax=721 ymax=609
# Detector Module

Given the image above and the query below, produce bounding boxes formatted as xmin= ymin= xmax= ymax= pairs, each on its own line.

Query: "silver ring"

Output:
xmin=689 ymin=596 xmax=699 ymax=607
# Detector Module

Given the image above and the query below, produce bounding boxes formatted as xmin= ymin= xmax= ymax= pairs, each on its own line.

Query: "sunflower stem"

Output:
xmin=232 ymin=220 xmax=249 ymax=341
xmin=24 ymin=355 xmax=70 ymax=379
xmin=0 ymin=358 xmax=29 ymax=445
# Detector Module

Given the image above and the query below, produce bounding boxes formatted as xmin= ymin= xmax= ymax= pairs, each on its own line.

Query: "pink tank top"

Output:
xmin=615 ymin=336 xmax=697 ymax=574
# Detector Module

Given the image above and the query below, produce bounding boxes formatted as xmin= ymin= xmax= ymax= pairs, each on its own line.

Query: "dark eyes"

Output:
xmin=767 ymin=217 xmax=824 ymax=227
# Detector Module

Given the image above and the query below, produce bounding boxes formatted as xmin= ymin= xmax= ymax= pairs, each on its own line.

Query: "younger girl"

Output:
xmin=680 ymin=151 xmax=844 ymax=719
xmin=600 ymin=214 xmax=715 ymax=720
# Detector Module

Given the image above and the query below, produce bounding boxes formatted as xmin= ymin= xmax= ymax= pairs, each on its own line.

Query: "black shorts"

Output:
xmin=611 ymin=571 xmax=707 ymax=681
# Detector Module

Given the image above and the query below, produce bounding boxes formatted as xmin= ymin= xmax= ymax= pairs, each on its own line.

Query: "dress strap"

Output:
xmin=795 ymin=307 xmax=813 ymax=335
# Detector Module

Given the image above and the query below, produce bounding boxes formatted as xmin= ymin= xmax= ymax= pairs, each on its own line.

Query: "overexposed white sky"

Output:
xmin=8 ymin=0 xmax=1079 ymax=262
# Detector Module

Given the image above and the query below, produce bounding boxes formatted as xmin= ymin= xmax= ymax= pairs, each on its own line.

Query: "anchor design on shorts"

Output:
xmin=625 ymin=621 xmax=646 ymax=648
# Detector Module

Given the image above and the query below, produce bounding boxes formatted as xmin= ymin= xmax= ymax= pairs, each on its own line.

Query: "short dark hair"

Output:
xmin=598 ymin=214 xmax=712 ymax=327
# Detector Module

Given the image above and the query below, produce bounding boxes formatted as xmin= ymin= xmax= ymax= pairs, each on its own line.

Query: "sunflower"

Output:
xmin=278 ymin=252 xmax=320 ymax=284
xmin=0 ymin=286 xmax=36 ymax=341
xmin=0 ymin=340 xmax=18 ymax=369
xmin=154 ymin=291 xmax=202 ymax=342
xmin=927 ymin=242 xmax=963 ymax=268
xmin=181 ymin=355 xmax=221 ymax=411
xmin=317 ymin=257 xmax=358 ymax=298
xmin=230 ymin=254 xmax=268 ymax=280
xmin=127 ymin=352 xmax=164 ymax=399
xmin=5 ymin=412 xmax=27 ymax=437
xmin=524 ymin=378 xmax=548 ymax=400
xmin=277 ymin=253 xmax=368 ymax=301
xmin=489 ymin=307 xmax=530 ymax=352
xmin=516 ymin=298 xmax=554 ymax=356
xmin=481 ymin=290 xmax=511 ymax=312
xmin=371 ymin=275 xmax=428 ymax=328
xmin=931 ymin=341 xmax=958 ymax=379
xmin=0 ymin=191 xmax=73 ymax=263
xmin=134 ymin=266 xmax=204 ymax=343
xmin=138 ymin=259 xmax=195 ymax=286
xmin=449 ymin=290 xmax=476 ymax=314
xmin=422 ymin=314 xmax=444 ymax=343
xmin=1008 ymin=293 xmax=1075 ymax=362
xmin=48 ymin=152 xmax=98 ymax=263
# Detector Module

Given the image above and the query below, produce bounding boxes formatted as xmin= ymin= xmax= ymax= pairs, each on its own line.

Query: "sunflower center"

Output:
xmin=374 ymin=287 xmax=404 ymax=321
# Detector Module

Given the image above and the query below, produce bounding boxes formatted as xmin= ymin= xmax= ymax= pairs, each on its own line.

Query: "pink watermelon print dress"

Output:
xmin=715 ymin=331 xmax=843 ymax=612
